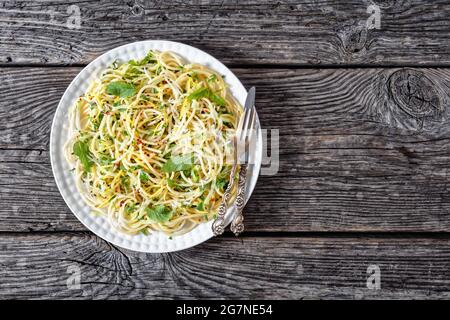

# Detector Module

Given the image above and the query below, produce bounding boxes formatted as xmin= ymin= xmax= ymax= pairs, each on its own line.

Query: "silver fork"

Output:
xmin=230 ymin=91 xmax=256 ymax=236
xmin=212 ymin=87 xmax=256 ymax=236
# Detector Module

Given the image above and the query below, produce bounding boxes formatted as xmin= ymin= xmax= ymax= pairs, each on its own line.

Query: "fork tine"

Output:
xmin=243 ymin=108 xmax=256 ymax=147
xmin=239 ymin=109 xmax=251 ymax=141
xmin=240 ymin=106 xmax=254 ymax=141
xmin=246 ymin=106 xmax=256 ymax=141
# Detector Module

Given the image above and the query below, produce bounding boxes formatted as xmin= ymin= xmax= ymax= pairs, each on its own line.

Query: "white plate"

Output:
xmin=50 ymin=40 xmax=262 ymax=253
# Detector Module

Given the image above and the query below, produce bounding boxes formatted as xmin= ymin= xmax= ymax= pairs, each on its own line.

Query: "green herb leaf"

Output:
xmin=140 ymin=171 xmax=150 ymax=183
xmin=121 ymin=175 xmax=130 ymax=193
xmin=190 ymin=72 xmax=199 ymax=80
xmin=167 ymin=179 xmax=176 ymax=188
xmin=129 ymin=51 xmax=155 ymax=66
xmin=106 ymin=81 xmax=136 ymax=98
xmin=125 ymin=203 xmax=136 ymax=214
xmin=124 ymin=66 xmax=142 ymax=79
xmin=146 ymin=205 xmax=173 ymax=223
xmin=188 ymin=87 xmax=226 ymax=106
xmin=196 ymin=201 xmax=205 ymax=211
xmin=162 ymin=153 xmax=194 ymax=173
xmin=98 ymin=155 xmax=114 ymax=165
xmin=216 ymin=178 xmax=228 ymax=190
xmin=73 ymin=140 xmax=93 ymax=172
xmin=207 ymin=74 xmax=217 ymax=82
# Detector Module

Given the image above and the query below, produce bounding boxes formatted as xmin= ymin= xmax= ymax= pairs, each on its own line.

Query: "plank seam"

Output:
xmin=1 ymin=230 xmax=450 ymax=239
xmin=4 ymin=63 xmax=450 ymax=69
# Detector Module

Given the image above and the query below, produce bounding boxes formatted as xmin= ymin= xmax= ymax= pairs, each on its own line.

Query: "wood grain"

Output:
xmin=3 ymin=67 xmax=450 ymax=232
xmin=1 ymin=0 xmax=450 ymax=66
xmin=1 ymin=233 xmax=449 ymax=299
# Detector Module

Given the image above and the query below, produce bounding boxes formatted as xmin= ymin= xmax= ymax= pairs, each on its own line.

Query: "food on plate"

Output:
xmin=64 ymin=50 xmax=241 ymax=236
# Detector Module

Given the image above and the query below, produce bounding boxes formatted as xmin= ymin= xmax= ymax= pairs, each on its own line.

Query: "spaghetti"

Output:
xmin=64 ymin=50 xmax=241 ymax=236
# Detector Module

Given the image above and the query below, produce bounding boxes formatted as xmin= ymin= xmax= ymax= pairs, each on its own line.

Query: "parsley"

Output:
xmin=98 ymin=155 xmax=114 ymax=165
xmin=191 ymin=170 xmax=199 ymax=183
xmin=140 ymin=94 xmax=150 ymax=101
xmin=162 ymin=153 xmax=194 ymax=173
xmin=124 ymin=66 xmax=142 ymax=79
xmin=140 ymin=228 xmax=149 ymax=236
xmin=140 ymin=171 xmax=150 ymax=183
xmin=106 ymin=81 xmax=136 ymax=98
xmin=146 ymin=205 xmax=173 ymax=223
xmin=167 ymin=179 xmax=176 ymax=188
xmin=125 ymin=203 xmax=136 ymax=214
xmin=121 ymin=176 xmax=130 ymax=192
xmin=129 ymin=51 xmax=155 ymax=66
xmin=188 ymin=87 xmax=226 ymax=106
xmin=207 ymin=74 xmax=217 ymax=82
xmin=216 ymin=178 xmax=228 ymax=190
xmin=92 ymin=113 xmax=104 ymax=130
xmin=73 ymin=140 xmax=93 ymax=172
xmin=190 ymin=72 xmax=199 ymax=80
xmin=196 ymin=201 xmax=205 ymax=211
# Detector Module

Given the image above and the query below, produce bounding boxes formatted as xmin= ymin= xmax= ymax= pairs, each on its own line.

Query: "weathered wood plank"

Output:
xmin=3 ymin=67 xmax=450 ymax=232
xmin=0 ymin=234 xmax=449 ymax=299
xmin=1 ymin=0 xmax=450 ymax=66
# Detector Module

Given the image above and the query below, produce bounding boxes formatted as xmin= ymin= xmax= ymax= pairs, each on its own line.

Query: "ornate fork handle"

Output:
xmin=212 ymin=140 xmax=238 ymax=236
xmin=230 ymin=164 xmax=247 ymax=236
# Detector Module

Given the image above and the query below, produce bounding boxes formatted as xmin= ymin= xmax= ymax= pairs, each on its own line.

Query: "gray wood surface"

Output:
xmin=3 ymin=67 xmax=450 ymax=232
xmin=1 ymin=0 xmax=450 ymax=66
xmin=1 ymin=0 xmax=450 ymax=299
xmin=1 ymin=234 xmax=450 ymax=299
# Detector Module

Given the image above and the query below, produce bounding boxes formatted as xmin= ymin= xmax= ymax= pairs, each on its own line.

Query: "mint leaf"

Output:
xmin=188 ymin=87 xmax=226 ymax=106
xmin=146 ymin=205 xmax=173 ymax=223
xmin=106 ymin=81 xmax=136 ymax=98
xmin=162 ymin=153 xmax=194 ymax=173
xmin=73 ymin=140 xmax=93 ymax=172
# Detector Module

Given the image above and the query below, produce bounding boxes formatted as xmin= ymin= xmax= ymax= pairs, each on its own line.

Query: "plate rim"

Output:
xmin=50 ymin=40 xmax=262 ymax=253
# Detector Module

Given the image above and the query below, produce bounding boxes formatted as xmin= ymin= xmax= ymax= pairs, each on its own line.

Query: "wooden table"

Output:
xmin=1 ymin=0 xmax=450 ymax=299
